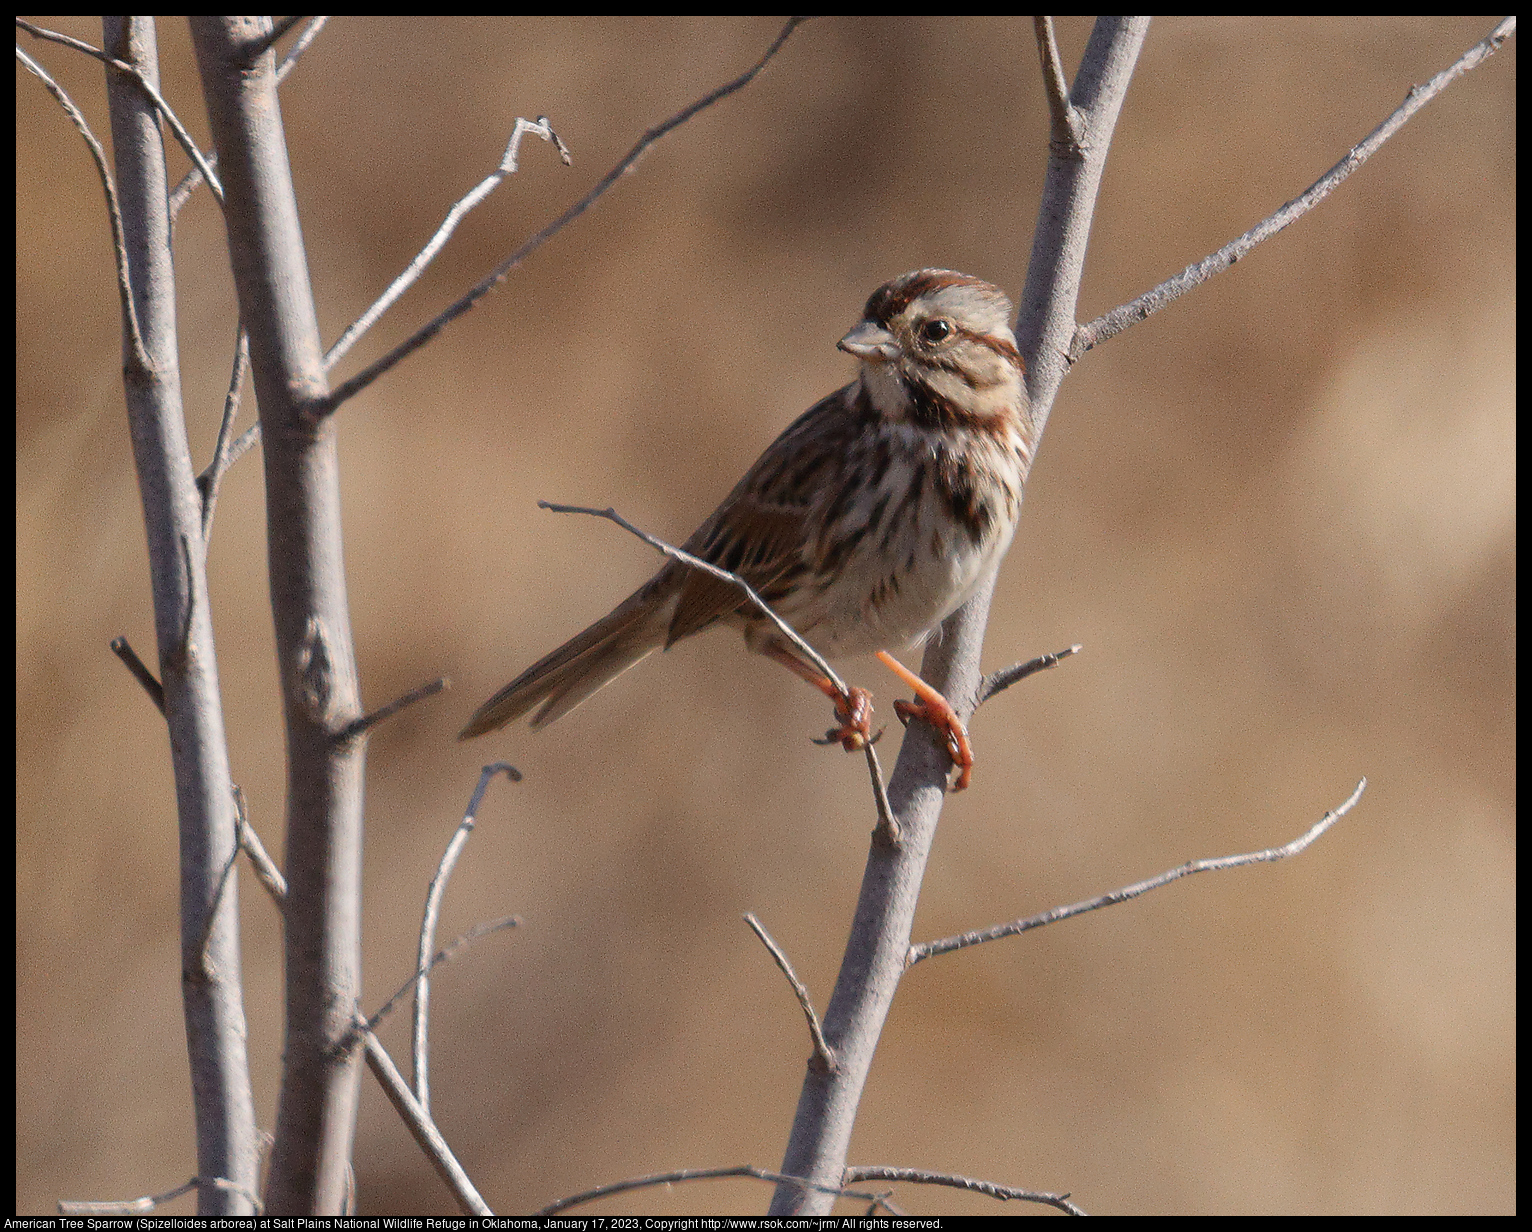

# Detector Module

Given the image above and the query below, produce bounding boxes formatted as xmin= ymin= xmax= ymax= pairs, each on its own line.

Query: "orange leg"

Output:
xmin=876 ymin=651 xmax=974 ymax=791
xmin=762 ymin=645 xmax=879 ymax=753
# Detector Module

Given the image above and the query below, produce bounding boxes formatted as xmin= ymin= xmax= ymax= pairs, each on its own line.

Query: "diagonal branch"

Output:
xmin=15 ymin=43 xmax=150 ymax=374
xmin=312 ymin=16 xmax=808 ymax=419
xmin=745 ymin=913 xmax=837 ymax=1073
xmin=1072 ymin=16 xmax=1516 ymax=358
xmin=978 ymin=643 xmax=1081 ymax=707
xmin=541 ymin=502 xmax=901 ymax=840
xmin=910 ymin=779 xmax=1366 ymax=966
xmin=324 ymin=116 xmax=572 ymax=371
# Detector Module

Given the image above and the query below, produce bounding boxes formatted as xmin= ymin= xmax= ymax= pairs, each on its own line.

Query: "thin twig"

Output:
xmin=60 ymin=1174 xmax=263 ymax=1217
xmin=358 ymin=1027 xmax=494 ymax=1217
xmin=537 ymin=1165 xmax=887 ymax=1217
xmin=910 ymin=778 xmax=1366 ymax=966
xmin=369 ymin=917 xmax=521 ymax=1037
xmin=1073 ymin=16 xmax=1517 ymax=358
xmin=109 ymin=636 xmax=166 ymax=715
xmin=338 ymin=676 xmax=450 ymax=743
xmin=863 ymin=742 xmax=900 ymax=846
xmin=15 ymin=44 xmax=150 ymax=374
xmin=744 ymin=913 xmax=837 ymax=1073
xmin=313 ymin=16 xmax=808 ymax=419
xmin=843 ymin=1166 xmax=1086 ymax=1216
xmin=412 ymin=761 xmax=521 ymax=1107
xmin=169 ymin=16 xmax=330 ymax=217
xmin=324 ymin=117 xmax=572 ymax=371
xmin=198 ymin=326 xmax=251 ymax=541
xmin=978 ymin=643 xmax=1081 ymax=706
xmin=540 ymin=502 xmax=849 ymax=699
xmin=234 ymin=786 xmax=287 ymax=905
xmin=61 ymin=1179 xmax=196 ymax=1216
xmin=221 ymin=424 xmax=262 ymax=472
xmin=1033 ymin=16 xmax=1084 ymax=154
xmin=16 ymin=20 xmax=225 ymax=202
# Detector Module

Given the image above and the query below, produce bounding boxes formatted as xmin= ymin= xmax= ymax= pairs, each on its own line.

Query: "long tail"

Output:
xmin=458 ymin=593 xmax=669 ymax=740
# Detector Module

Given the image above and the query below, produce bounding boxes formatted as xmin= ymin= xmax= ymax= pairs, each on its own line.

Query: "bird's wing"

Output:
xmin=663 ymin=387 xmax=854 ymax=647
xmin=665 ymin=492 xmax=812 ymax=646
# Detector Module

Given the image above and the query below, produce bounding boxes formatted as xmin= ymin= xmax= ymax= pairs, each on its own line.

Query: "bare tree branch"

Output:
xmin=312 ymin=16 xmax=809 ymax=419
xmin=110 ymin=635 xmax=167 ymax=715
xmin=102 ymin=17 xmax=258 ymax=1214
xmin=744 ymin=913 xmax=836 ymax=1073
xmin=412 ymin=762 xmax=521 ymax=1109
xmin=366 ymin=916 xmax=521 ymax=1036
xmin=770 ymin=17 xmax=1153 ymax=1217
xmin=197 ymin=326 xmax=251 ymax=540
xmin=358 ymin=1027 xmax=494 ymax=1217
xmin=910 ymin=778 xmax=1366 ymax=966
xmin=538 ymin=1165 xmax=887 ymax=1217
xmin=843 ymin=1165 xmax=1086 ymax=1216
xmin=338 ymin=676 xmax=449 ymax=744
xmin=1032 ymin=16 xmax=1084 ymax=153
xmin=1072 ymin=16 xmax=1517 ymax=358
xmin=978 ymin=643 xmax=1081 ymax=707
xmin=234 ymin=786 xmax=288 ymax=907
xmin=324 ymin=116 xmax=572 ymax=371
xmin=60 ymin=1174 xmax=264 ymax=1218
xmin=14 ymin=43 xmax=150 ymax=374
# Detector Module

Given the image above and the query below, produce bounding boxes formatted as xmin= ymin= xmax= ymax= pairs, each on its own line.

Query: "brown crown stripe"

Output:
xmin=863 ymin=269 xmax=993 ymax=325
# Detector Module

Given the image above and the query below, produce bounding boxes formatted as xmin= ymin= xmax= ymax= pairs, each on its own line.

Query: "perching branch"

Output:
xmin=770 ymin=17 xmax=1152 ymax=1217
xmin=540 ymin=501 xmax=901 ymax=841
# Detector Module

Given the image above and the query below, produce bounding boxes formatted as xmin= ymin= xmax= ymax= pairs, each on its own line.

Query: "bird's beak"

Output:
xmin=838 ymin=320 xmax=901 ymax=362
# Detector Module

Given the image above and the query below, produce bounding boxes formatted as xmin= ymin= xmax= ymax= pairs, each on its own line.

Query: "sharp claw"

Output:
xmin=889 ymin=694 xmax=973 ymax=791
xmin=811 ymin=684 xmax=876 ymax=753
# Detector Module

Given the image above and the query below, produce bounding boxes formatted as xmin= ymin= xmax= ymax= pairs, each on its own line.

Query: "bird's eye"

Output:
xmin=919 ymin=318 xmax=954 ymax=344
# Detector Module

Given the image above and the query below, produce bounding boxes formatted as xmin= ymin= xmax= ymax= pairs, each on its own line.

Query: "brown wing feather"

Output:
xmin=666 ymin=501 xmax=809 ymax=645
xmin=663 ymin=385 xmax=859 ymax=646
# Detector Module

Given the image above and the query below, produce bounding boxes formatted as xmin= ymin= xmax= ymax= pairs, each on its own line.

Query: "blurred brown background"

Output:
xmin=16 ymin=16 xmax=1514 ymax=1217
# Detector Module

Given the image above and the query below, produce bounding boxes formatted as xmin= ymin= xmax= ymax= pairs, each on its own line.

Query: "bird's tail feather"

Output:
xmin=457 ymin=596 xmax=666 ymax=740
